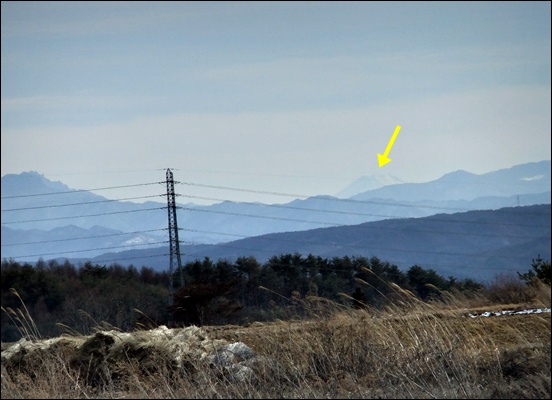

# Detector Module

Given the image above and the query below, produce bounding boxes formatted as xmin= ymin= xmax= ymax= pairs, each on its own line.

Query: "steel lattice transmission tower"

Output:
xmin=165 ymin=168 xmax=184 ymax=309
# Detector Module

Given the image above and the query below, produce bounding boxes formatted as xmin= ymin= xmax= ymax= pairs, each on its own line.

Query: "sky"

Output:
xmin=1 ymin=1 xmax=551 ymax=205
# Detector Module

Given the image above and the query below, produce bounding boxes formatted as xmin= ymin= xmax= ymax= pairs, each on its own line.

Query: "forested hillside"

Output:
xmin=81 ymin=204 xmax=551 ymax=281
xmin=1 ymin=255 xmax=486 ymax=342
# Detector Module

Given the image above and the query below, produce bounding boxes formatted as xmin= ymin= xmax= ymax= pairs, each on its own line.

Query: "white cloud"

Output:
xmin=2 ymin=84 xmax=549 ymax=203
xmin=1 ymin=2 xmax=207 ymax=38
xmin=2 ymin=2 xmax=550 ymax=204
xmin=522 ymin=175 xmax=545 ymax=182
xmin=1 ymin=94 xmax=141 ymax=112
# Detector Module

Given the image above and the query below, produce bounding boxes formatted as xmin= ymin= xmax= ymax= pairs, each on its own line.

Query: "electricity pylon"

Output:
xmin=166 ymin=168 xmax=183 ymax=319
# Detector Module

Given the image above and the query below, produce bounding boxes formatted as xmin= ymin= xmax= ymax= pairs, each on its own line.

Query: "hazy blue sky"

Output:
xmin=1 ymin=1 xmax=550 ymax=204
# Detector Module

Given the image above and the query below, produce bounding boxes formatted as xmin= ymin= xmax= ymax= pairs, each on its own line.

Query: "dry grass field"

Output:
xmin=1 ymin=281 xmax=550 ymax=399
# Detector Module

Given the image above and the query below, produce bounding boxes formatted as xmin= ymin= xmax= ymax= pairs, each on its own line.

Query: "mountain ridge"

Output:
xmin=334 ymin=174 xmax=404 ymax=198
xmin=1 ymin=171 xmax=72 ymax=195
xmin=351 ymin=160 xmax=551 ymax=202
xmin=2 ymin=161 xmax=550 ymax=263
xmin=59 ymin=203 xmax=552 ymax=282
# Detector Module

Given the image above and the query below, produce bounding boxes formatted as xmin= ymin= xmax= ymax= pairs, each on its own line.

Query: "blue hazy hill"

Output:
xmin=1 ymin=161 xmax=550 ymax=263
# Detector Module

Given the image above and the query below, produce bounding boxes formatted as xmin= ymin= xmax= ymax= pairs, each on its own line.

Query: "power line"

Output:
xmin=1 ymin=229 xmax=167 ymax=247
xmin=179 ymin=193 xmax=551 ymax=229
xmin=6 ymin=239 xmax=537 ymax=273
xmin=180 ymin=180 xmax=551 ymax=216
xmin=6 ymin=241 xmax=168 ymax=259
xmin=3 ymin=203 xmax=545 ymax=252
xmin=0 ymin=181 xmax=164 ymax=199
xmin=23 ymin=164 xmax=550 ymax=186
xmin=2 ymin=201 xmax=548 ymax=258
xmin=6 ymin=221 xmax=547 ymax=274
xmin=2 ymin=176 xmax=547 ymax=221
xmin=1 ymin=207 xmax=166 ymax=225
xmin=179 ymin=204 xmax=550 ymax=229
xmin=6 ymin=221 xmax=549 ymax=264
xmin=179 ymin=194 xmax=402 ymax=220
xmin=179 ymin=230 xmax=544 ymax=262
xmin=3 ymin=189 xmax=547 ymax=229
xmin=1 ymin=194 xmax=165 ymax=212
xmin=179 ymin=181 xmax=468 ymax=211
xmin=182 ymin=222 xmax=546 ymax=242
xmin=179 ymin=206 xmax=338 ymax=226
xmin=2 ymin=173 xmax=549 ymax=274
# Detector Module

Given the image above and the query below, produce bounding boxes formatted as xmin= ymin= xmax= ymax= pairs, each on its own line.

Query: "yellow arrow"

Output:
xmin=378 ymin=125 xmax=401 ymax=167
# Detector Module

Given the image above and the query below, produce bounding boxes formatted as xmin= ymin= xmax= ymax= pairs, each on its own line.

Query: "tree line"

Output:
xmin=2 ymin=254 xmax=486 ymax=342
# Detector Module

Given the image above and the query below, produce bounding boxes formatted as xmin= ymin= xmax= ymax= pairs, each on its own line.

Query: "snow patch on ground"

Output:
xmin=468 ymin=307 xmax=551 ymax=318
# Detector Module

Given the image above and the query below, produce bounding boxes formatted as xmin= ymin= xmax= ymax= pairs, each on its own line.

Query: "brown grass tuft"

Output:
xmin=2 ymin=279 xmax=550 ymax=398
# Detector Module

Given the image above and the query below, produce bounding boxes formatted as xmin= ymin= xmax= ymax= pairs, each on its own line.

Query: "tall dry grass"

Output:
xmin=1 ymin=288 xmax=42 ymax=342
xmin=2 ymin=278 xmax=550 ymax=399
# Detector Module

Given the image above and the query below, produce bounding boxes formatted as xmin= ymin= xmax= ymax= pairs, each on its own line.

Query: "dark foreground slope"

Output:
xmin=82 ymin=204 xmax=551 ymax=281
xmin=2 ymin=301 xmax=550 ymax=399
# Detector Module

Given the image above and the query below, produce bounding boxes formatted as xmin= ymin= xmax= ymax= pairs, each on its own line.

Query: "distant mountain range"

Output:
xmin=1 ymin=160 xmax=550 ymax=277
xmin=334 ymin=174 xmax=404 ymax=198
xmin=351 ymin=161 xmax=551 ymax=202
xmin=60 ymin=204 xmax=552 ymax=282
